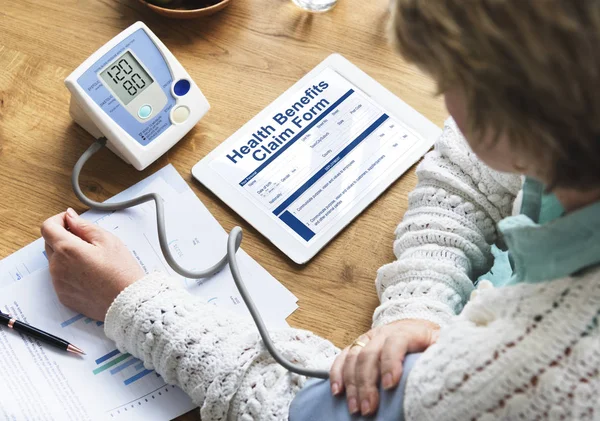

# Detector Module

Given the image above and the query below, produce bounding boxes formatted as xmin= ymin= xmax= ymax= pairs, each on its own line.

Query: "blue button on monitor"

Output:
xmin=138 ymin=104 xmax=153 ymax=119
xmin=174 ymin=79 xmax=191 ymax=96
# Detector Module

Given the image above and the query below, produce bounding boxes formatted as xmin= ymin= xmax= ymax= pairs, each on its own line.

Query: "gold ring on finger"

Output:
xmin=351 ymin=340 xmax=367 ymax=349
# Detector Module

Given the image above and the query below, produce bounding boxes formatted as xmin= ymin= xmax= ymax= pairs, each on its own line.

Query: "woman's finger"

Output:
xmin=342 ymin=335 xmax=370 ymax=415
xmin=40 ymin=213 xmax=68 ymax=247
xmin=329 ymin=347 xmax=350 ymax=395
xmin=41 ymin=212 xmax=88 ymax=250
xmin=380 ymin=335 xmax=408 ymax=390
xmin=356 ymin=335 xmax=386 ymax=416
xmin=65 ymin=208 xmax=108 ymax=245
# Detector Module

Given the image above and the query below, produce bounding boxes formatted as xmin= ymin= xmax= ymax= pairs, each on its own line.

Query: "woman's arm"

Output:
xmin=373 ymin=118 xmax=522 ymax=328
xmin=41 ymin=210 xmax=338 ymax=421
xmin=327 ymin=119 xmax=522 ymax=417
xmin=403 ymin=275 xmax=600 ymax=420
xmin=104 ymin=273 xmax=338 ymax=421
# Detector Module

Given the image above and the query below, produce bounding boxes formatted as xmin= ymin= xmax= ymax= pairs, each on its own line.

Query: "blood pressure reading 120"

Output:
xmin=100 ymin=51 xmax=154 ymax=105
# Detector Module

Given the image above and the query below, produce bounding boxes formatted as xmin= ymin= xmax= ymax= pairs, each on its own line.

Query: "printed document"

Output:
xmin=0 ymin=165 xmax=298 ymax=420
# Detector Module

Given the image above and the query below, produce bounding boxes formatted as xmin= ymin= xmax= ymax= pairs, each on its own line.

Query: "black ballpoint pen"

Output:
xmin=0 ymin=310 xmax=85 ymax=355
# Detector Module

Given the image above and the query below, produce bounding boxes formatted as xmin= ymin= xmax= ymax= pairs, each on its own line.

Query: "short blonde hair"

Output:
xmin=390 ymin=0 xmax=600 ymax=190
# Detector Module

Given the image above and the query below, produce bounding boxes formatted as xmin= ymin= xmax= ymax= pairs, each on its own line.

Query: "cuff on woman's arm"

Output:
xmin=372 ymin=299 xmax=456 ymax=329
xmin=289 ymin=353 xmax=423 ymax=421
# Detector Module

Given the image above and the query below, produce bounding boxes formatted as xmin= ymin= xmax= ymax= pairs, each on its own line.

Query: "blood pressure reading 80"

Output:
xmin=100 ymin=51 xmax=154 ymax=105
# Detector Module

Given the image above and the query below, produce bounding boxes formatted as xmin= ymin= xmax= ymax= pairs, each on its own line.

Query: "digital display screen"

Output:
xmin=100 ymin=51 xmax=154 ymax=105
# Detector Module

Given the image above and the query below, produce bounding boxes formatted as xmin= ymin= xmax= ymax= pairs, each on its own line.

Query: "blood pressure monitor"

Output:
xmin=65 ymin=21 xmax=210 ymax=170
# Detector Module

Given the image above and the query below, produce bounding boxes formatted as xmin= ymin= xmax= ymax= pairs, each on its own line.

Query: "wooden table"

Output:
xmin=0 ymin=0 xmax=445 ymax=419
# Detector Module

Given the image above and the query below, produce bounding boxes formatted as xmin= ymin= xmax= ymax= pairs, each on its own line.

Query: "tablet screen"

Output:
xmin=209 ymin=68 xmax=420 ymax=244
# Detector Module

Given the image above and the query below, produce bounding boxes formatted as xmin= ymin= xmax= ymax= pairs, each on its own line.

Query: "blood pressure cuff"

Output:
xmin=289 ymin=353 xmax=422 ymax=421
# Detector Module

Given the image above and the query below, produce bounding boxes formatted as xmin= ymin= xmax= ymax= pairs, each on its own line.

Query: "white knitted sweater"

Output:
xmin=105 ymin=119 xmax=600 ymax=420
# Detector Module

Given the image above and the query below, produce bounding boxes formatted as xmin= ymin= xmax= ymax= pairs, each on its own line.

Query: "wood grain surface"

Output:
xmin=0 ymin=0 xmax=445 ymax=419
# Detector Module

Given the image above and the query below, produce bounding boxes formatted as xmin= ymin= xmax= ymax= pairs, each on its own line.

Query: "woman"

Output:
xmin=41 ymin=0 xmax=600 ymax=419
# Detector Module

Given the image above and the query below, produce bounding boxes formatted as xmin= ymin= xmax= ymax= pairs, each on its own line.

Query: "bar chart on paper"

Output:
xmin=0 ymin=269 xmax=195 ymax=420
xmin=47 ymin=244 xmax=195 ymax=418
xmin=93 ymin=349 xmax=154 ymax=386
xmin=51 ymin=265 xmax=186 ymax=417
xmin=90 ymin=348 xmax=180 ymax=418
xmin=61 ymin=313 xmax=105 ymax=328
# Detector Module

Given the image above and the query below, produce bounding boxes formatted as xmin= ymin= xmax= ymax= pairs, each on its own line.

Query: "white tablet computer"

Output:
xmin=192 ymin=54 xmax=441 ymax=264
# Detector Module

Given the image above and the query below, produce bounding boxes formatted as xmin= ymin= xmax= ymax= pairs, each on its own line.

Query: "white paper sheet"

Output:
xmin=0 ymin=165 xmax=298 ymax=420
xmin=0 ymin=268 xmax=194 ymax=420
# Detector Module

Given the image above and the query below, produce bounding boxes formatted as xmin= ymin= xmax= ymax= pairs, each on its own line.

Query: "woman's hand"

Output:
xmin=330 ymin=319 xmax=440 ymax=416
xmin=41 ymin=209 xmax=145 ymax=321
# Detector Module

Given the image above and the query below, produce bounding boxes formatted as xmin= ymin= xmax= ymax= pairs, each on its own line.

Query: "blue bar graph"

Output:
xmin=110 ymin=358 xmax=137 ymax=375
xmin=61 ymin=314 xmax=85 ymax=328
xmin=124 ymin=369 xmax=153 ymax=386
xmin=95 ymin=349 xmax=120 ymax=365
xmin=134 ymin=362 xmax=145 ymax=371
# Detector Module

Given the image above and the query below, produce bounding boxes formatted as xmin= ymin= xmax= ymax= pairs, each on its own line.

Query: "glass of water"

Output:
xmin=291 ymin=0 xmax=337 ymax=12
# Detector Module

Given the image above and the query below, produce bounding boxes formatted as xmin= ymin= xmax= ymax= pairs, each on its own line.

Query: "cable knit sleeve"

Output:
xmin=404 ymin=273 xmax=600 ymax=420
xmin=104 ymin=272 xmax=338 ymax=421
xmin=373 ymin=118 xmax=522 ymax=328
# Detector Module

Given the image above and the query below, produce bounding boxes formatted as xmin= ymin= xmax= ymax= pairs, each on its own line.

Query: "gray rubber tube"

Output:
xmin=72 ymin=138 xmax=330 ymax=380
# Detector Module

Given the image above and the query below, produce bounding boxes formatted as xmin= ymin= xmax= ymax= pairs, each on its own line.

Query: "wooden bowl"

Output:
xmin=139 ymin=0 xmax=231 ymax=19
